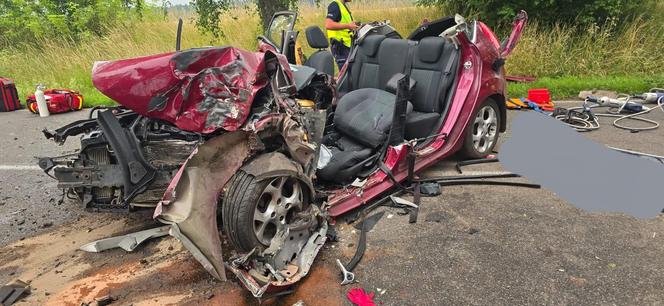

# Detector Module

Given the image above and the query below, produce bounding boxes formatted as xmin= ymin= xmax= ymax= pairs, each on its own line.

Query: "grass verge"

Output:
xmin=0 ymin=0 xmax=662 ymax=106
xmin=508 ymin=75 xmax=664 ymax=100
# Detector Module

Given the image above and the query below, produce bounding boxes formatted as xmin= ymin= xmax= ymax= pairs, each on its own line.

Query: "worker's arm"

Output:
xmin=325 ymin=18 xmax=358 ymax=30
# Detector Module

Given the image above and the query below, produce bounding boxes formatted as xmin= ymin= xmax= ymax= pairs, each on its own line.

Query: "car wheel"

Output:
xmin=222 ymin=170 xmax=309 ymax=253
xmin=460 ymin=99 xmax=501 ymax=159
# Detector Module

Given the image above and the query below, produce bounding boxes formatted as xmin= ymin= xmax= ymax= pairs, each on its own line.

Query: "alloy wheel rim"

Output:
xmin=253 ymin=177 xmax=305 ymax=246
xmin=472 ymin=105 xmax=498 ymax=154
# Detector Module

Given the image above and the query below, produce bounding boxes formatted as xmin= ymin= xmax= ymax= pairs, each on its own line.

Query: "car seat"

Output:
xmin=317 ymin=34 xmax=460 ymax=184
xmin=303 ymin=26 xmax=335 ymax=76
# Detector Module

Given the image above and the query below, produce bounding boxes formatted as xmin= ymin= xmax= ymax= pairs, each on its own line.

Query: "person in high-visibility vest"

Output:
xmin=325 ymin=0 xmax=358 ymax=69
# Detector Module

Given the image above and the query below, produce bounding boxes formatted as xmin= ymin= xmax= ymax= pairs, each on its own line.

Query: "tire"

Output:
xmin=222 ymin=170 xmax=308 ymax=253
xmin=460 ymin=99 xmax=501 ymax=159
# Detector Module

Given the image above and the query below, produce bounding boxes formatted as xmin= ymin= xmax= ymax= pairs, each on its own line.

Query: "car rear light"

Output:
xmin=478 ymin=22 xmax=501 ymax=51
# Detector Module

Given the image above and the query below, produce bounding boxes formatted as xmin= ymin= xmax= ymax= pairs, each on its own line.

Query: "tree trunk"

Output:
xmin=256 ymin=0 xmax=290 ymax=31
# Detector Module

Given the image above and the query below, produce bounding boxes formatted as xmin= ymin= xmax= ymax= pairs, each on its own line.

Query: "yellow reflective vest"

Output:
xmin=327 ymin=0 xmax=354 ymax=47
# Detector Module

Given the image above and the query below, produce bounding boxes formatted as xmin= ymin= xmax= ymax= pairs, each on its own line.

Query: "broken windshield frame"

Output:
xmin=266 ymin=11 xmax=298 ymax=53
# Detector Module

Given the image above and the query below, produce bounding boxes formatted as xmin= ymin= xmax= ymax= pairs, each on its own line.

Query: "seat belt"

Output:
xmin=443 ymin=51 xmax=460 ymax=87
xmin=442 ymin=49 xmax=458 ymax=80
xmin=404 ymin=41 xmax=416 ymax=76
xmin=343 ymin=44 xmax=360 ymax=93
xmin=435 ymin=49 xmax=459 ymax=109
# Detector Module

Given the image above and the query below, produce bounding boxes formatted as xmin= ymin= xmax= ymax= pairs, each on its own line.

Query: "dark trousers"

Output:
xmin=330 ymin=39 xmax=350 ymax=70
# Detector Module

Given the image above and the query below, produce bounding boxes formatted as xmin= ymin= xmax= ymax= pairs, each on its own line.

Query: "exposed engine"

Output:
xmin=40 ymin=109 xmax=200 ymax=212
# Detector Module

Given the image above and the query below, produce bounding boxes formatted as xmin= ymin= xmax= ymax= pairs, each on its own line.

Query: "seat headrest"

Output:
xmin=417 ymin=37 xmax=445 ymax=63
xmin=306 ymin=26 xmax=329 ymax=49
xmin=360 ymin=35 xmax=386 ymax=57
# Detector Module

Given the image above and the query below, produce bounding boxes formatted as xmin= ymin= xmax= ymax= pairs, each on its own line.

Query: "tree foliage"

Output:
xmin=189 ymin=0 xmax=231 ymax=39
xmin=190 ymin=0 xmax=298 ymax=39
xmin=0 ymin=0 xmax=147 ymax=47
xmin=416 ymin=0 xmax=649 ymax=27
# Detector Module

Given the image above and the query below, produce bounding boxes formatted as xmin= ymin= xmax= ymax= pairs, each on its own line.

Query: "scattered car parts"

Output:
xmin=79 ymin=225 xmax=170 ymax=253
xmin=225 ymin=206 xmax=328 ymax=298
xmin=38 ymin=10 xmax=529 ymax=299
xmin=336 ymin=259 xmax=355 ymax=286
xmin=0 ymin=279 xmax=30 ymax=306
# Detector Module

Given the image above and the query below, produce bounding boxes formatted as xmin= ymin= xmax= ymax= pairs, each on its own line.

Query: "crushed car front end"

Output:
xmin=40 ymin=44 xmax=334 ymax=296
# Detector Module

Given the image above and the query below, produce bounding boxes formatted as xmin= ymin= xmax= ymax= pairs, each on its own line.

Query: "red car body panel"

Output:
xmin=76 ymin=12 xmax=528 ymax=292
xmin=92 ymin=47 xmax=291 ymax=134
xmin=90 ymin=11 xmax=527 ymax=231
xmin=327 ymin=13 xmax=528 ymax=216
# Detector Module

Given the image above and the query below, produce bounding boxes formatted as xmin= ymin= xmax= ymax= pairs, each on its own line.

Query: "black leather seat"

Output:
xmin=318 ymin=36 xmax=411 ymax=183
xmin=317 ymin=88 xmax=412 ymax=183
xmin=346 ymin=35 xmax=408 ymax=91
xmin=303 ymin=26 xmax=335 ymax=76
xmin=404 ymin=36 xmax=459 ymax=140
xmin=318 ymin=34 xmax=458 ymax=183
xmin=334 ymin=88 xmax=413 ymax=149
xmin=316 ymin=129 xmax=374 ymax=182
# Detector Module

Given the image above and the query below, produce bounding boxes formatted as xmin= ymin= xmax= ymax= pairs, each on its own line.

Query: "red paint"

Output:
xmin=92 ymin=14 xmax=526 ymax=218
xmin=501 ymin=11 xmax=528 ymax=58
xmin=478 ymin=22 xmax=501 ymax=51
xmin=327 ymin=14 xmax=527 ymax=216
xmin=92 ymin=47 xmax=291 ymax=134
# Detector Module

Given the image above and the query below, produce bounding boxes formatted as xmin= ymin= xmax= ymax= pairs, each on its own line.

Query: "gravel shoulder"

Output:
xmin=0 ymin=105 xmax=663 ymax=305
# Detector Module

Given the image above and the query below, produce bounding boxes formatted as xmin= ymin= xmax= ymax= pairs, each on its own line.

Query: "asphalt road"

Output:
xmin=0 ymin=110 xmax=90 ymax=246
xmin=1 ymin=103 xmax=663 ymax=305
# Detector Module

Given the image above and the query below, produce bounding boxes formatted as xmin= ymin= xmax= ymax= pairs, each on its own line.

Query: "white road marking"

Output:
xmin=0 ymin=165 xmax=41 ymax=171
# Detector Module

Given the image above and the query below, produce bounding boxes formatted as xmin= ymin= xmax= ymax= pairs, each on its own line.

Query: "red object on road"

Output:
xmin=26 ymin=88 xmax=84 ymax=114
xmin=0 ymin=77 xmax=21 ymax=112
xmin=347 ymin=288 xmax=376 ymax=306
xmin=528 ymin=88 xmax=551 ymax=104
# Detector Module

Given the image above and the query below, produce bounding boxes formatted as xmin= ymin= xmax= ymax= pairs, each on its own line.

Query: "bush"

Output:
xmin=0 ymin=0 xmax=150 ymax=48
xmin=416 ymin=0 xmax=652 ymax=27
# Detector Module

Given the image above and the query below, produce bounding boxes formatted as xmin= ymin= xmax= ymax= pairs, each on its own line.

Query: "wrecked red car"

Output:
xmin=39 ymin=11 xmax=527 ymax=297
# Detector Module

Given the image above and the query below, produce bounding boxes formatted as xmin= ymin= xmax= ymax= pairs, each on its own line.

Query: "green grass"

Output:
xmin=508 ymin=75 xmax=664 ymax=100
xmin=0 ymin=0 xmax=662 ymax=106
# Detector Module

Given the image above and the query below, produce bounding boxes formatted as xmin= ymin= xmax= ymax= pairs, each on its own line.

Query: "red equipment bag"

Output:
xmin=26 ymin=88 xmax=84 ymax=114
xmin=0 ymin=77 xmax=22 ymax=112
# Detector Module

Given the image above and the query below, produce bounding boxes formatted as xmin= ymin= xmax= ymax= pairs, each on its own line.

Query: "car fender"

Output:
xmin=154 ymin=131 xmax=252 ymax=281
xmin=476 ymin=76 xmax=507 ymax=132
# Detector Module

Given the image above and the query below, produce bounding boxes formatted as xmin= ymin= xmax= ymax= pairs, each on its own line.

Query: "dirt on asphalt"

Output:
xmin=1 ymin=104 xmax=664 ymax=305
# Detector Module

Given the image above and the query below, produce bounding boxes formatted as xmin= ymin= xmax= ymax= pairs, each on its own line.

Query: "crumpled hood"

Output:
xmin=92 ymin=47 xmax=287 ymax=134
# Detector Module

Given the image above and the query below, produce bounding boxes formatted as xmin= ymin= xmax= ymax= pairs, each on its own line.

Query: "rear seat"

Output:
xmin=405 ymin=36 xmax=459 ymax=139
xmin=344 ymin=35 xmax=459 ymax=140
xmin=318 ymin=35 xmax=458 ymax=183
xmin=346 ymin=35 xmax=384 ymax=90
xmin=346 ymin=35 xmax=409 ymax=91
